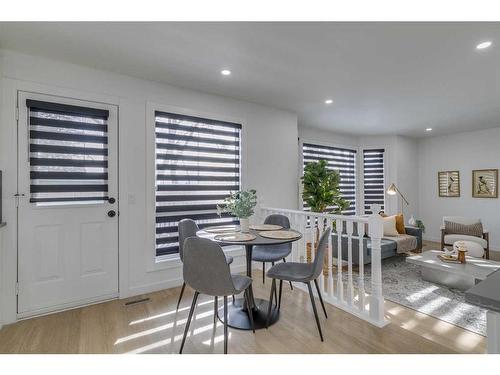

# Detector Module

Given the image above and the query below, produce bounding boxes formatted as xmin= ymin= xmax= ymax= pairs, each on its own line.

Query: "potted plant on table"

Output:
xmin=217 ymin=189 xmax=257 ymax=233
xmin=301 ymin=160 xmax=350 ymax=268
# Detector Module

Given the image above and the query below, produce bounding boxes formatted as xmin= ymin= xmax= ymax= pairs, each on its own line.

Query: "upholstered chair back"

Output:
xmin=178 ymin=219 xmax=199 ymax=262
xmin=183 ymin=237 xmax=237 ymax=296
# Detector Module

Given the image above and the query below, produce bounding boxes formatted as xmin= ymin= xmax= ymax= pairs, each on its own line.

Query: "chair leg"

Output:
xmin=306 ymin=282 xmax=324 ymax=342
xmin=223 ymin=296 xmax=228 ymax=354
xmin=179 ymin=291 xmax=199 ymax=354
xmin=266 ymin=278 xmax=276 ymax=328
xmin=282 ymin=258 xmax=293 ymax=290
xmin=314 ymin=279 xmax=328 ymax=319
xmin=176 ymin=282 xmax=186 ymax=311
xmin=244 ymin=289 xmax=255 ymax=333
xmin=262 ymin=262 xmax=265 ymax=284
xmin=278 ymin=280 xmax=283 ymax=311
xmin=232 ymin=295 xmax=235 ymax=305
xmin=271 ymin=262 xmax=278 ymax=303
xmin=214 ymin=296 xmax=218 ymax=324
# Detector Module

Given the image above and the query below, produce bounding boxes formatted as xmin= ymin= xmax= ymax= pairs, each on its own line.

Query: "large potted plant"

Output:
xmin=217 ymin=189 xmax=257 ymax=233
xmin=301 ymin=159 xmax=350 ymax=215
xmin=301 ymin=160 xmax=349 ymax=267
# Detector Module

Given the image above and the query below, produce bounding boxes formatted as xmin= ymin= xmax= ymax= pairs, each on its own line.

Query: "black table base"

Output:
xmin=217 ymin=297 xmax=279 ymax=330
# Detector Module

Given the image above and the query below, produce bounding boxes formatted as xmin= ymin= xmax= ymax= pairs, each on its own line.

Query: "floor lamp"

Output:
xmin=386 ymin=183 xmax=409 ymax=214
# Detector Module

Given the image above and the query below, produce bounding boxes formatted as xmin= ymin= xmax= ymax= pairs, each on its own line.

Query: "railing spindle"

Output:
xmin=346 ymin=220 xmax=354 ymax=306
xmin=336 ymin=218 xmax=343 ymax=302
xmin=358 ymin=221 xmax=366 ymax=312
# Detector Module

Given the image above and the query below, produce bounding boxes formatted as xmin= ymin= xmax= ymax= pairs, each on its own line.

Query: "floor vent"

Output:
xmin=124 ymin=297 xmax=150 ymax=306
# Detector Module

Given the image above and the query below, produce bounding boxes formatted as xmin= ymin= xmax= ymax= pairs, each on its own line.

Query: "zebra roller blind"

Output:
xmin=302 ymin=142 xmax=357 ymax=215
xmin=155 ymin=111 xmax=241 ymax=257
xmin=363 ymin=149 xmax=385 ymax=214
xmin=27 ymin=99 xmax=109 ymax=205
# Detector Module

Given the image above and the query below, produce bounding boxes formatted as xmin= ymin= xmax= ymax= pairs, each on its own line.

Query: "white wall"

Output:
xmin=0 ymin=50 xmax=298 ymax=324
xmin=418 ymin=127 xmax=500 ymax=250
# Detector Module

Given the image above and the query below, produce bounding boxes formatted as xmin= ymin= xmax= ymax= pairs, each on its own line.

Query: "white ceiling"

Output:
xmin=0 ymin=22 xmax=499 ymax=137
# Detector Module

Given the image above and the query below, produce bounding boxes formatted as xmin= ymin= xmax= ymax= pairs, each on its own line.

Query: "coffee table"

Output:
xmin=406 ymin=250 xmax=500 ymax=291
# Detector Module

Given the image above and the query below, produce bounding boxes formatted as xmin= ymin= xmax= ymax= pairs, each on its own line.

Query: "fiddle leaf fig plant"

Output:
xmin=301 ymin=160 xmax=350 ymax=214
xmin=217 ymin=189 xmax=257 ymax=219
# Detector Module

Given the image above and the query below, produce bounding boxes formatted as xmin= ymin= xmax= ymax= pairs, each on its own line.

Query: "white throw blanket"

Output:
xmin=383 ymin=234 xmax=418 ymax=254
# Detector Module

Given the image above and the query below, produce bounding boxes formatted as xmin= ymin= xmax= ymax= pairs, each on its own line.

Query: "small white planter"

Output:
xmin=239 ymin=218 xmax=250 ymax=233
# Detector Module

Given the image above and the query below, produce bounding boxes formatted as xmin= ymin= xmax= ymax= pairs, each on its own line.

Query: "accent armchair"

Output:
xmin=440 ymin=216 xmax=489 ymax=259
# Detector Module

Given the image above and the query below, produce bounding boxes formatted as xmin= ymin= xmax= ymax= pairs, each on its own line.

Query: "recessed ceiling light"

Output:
xmin=325 ymin=99 xmax=333 ymax=104
xmin=220 ymin=69 xmax=231 ymax=76
xmin=476 ymin=41 xmax=492 ymax=50
xmin=426 ymin=128 xmax=433 ymax=132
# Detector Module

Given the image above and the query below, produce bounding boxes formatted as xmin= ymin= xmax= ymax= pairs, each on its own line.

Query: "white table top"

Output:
xmin=406 ymin=250 xmax=500 ymax=280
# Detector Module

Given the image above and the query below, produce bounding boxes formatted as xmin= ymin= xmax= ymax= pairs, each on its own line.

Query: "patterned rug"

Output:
xmin=354 ymin=256 xmax=486 ymax=336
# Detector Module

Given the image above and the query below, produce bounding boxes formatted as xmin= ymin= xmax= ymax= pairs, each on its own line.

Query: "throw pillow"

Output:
xmin=395 ymin=214 xmax=406 ymax=234
xmin=444 ymin=220 xmax=483 ymax=238
xmin=382 ymin=215 xmax=399 ymax=237
xmin=379 ymin=213 xmax=406 ymax=234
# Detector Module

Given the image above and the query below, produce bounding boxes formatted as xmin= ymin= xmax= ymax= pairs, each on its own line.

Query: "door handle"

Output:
xmin=107 ymin=210 xmax=116 ymax=218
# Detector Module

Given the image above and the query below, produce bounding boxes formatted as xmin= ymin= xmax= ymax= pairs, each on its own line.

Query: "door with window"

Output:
xmin=17 ymin=92 xmax=119 ymax=317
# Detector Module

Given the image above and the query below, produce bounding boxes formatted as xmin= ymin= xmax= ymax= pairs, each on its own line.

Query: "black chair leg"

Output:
xmin=176 ymin=282 xmax=186 ymax=311
xmin=314 ymin=279 xmax=328 ymax=319
xmin=232 ymin=295 xmax=235 ymax=305
xmin=266 ymin=278 xmax=276 ymax=328
xmin=282 ymin=258 xmax=293 ymax=290
xmin=180 ymin=291 xmax=199 ymax=353
xmin=214 ymin=296 xmax=218 ymax=324
xmin=271 ymin=262 xmax=278 ymax=303
xmin=306 ymin=282 xmax=324 ymax=342
xmin=278 ymin=280 xmax=283 ymax=311
xmin=244 ymin=289 xmax=255 ymax=333
xmin=262 ymin=262 xmax=265 ymax=284
xmin=223 ymin=296 xmax=228 ymax=354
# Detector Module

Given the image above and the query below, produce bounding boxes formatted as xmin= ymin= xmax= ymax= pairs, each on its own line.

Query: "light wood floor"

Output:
xmin=0 ymin=241 xmax=493 ymax=354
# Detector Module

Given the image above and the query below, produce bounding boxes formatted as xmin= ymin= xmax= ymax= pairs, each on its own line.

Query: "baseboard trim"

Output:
xmin=127 ymin=263 xmax=247 ymax=297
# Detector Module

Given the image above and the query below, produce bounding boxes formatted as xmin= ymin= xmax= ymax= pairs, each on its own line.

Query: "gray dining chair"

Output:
xmin=179 ymin=237 xmax=254 ymax=354
xmin=176 ymin=219 xmax=234 ymax=311
xmin=252 ymin=214 xmax=293 ymax=290
xmin=266 ymin=227 xmax=331 ymax=342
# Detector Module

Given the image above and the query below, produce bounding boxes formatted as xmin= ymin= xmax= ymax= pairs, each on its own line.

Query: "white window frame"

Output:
xmin=298 ymin=137 xmax=361 ymax=215
xmin=146 ymin=101 xmax=246 ymax=272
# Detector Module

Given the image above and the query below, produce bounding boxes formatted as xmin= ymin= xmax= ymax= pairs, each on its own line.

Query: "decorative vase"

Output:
xmin=408 ymin=215 xmax=416 ymax=226
xmin=239 ymin=218 xmax=250 ymax=233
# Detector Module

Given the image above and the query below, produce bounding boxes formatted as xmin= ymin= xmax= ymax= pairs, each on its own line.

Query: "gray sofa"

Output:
xmin=332 ymin=225 xmax=423 ymax=265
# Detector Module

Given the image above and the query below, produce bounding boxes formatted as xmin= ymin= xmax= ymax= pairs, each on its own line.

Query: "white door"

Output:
xmin=17 ymin=91 xmax=119 ymax=317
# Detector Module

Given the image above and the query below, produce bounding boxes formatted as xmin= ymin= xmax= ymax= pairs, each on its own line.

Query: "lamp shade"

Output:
xmin=387 ymin=183 xmax=397 ymax=195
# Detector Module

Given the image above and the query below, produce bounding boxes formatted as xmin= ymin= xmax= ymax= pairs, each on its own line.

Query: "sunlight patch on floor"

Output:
xmin=129 ymin=299 xmax=215 ymax=325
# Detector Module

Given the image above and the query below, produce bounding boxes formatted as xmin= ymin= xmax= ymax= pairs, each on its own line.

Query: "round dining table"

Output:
xmin=196 ymin=227 xmax=302 ymax=330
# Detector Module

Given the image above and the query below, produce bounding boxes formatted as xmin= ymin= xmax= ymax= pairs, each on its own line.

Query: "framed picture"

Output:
xmin=438 ymin=170 xmax=460 ymax=197
xmin=472 ymin=169 xmax=498 ymax=198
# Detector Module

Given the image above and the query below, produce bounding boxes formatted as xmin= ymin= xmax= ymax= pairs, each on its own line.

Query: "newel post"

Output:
xmin=368 ymin=204 xmax=386 ymax=325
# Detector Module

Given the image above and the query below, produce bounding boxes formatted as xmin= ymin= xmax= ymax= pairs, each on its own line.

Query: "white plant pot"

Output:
xmin=240 ymin=218 xmax=250 ymax=233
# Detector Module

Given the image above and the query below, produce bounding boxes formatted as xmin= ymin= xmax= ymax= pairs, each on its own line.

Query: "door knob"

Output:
xmin=107 ymin=210 xmax=116 ymax=218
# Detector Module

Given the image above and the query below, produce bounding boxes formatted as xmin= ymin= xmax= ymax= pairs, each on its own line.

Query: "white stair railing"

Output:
xmin=259 ymin=204 xmax=388 ymax=327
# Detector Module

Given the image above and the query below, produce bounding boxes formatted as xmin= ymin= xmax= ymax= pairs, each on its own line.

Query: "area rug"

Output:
xmin=350 ymin=256 xmax=487 ymax=336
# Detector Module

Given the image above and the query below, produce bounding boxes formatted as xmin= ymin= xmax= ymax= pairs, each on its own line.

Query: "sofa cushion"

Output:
xmin=444 ymin=234 xmax=487 ymax=248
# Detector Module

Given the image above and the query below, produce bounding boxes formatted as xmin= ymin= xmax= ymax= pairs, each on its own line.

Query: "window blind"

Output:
xmin=26 ymin=99 xmax=109 ymax=205
xmin=302 ymin=142 xmax=357 ymax=215
xmin=155 ymin=111 xmax=241 ymax=257
xmin=363 ymin=149 xmax=385 ymax=214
